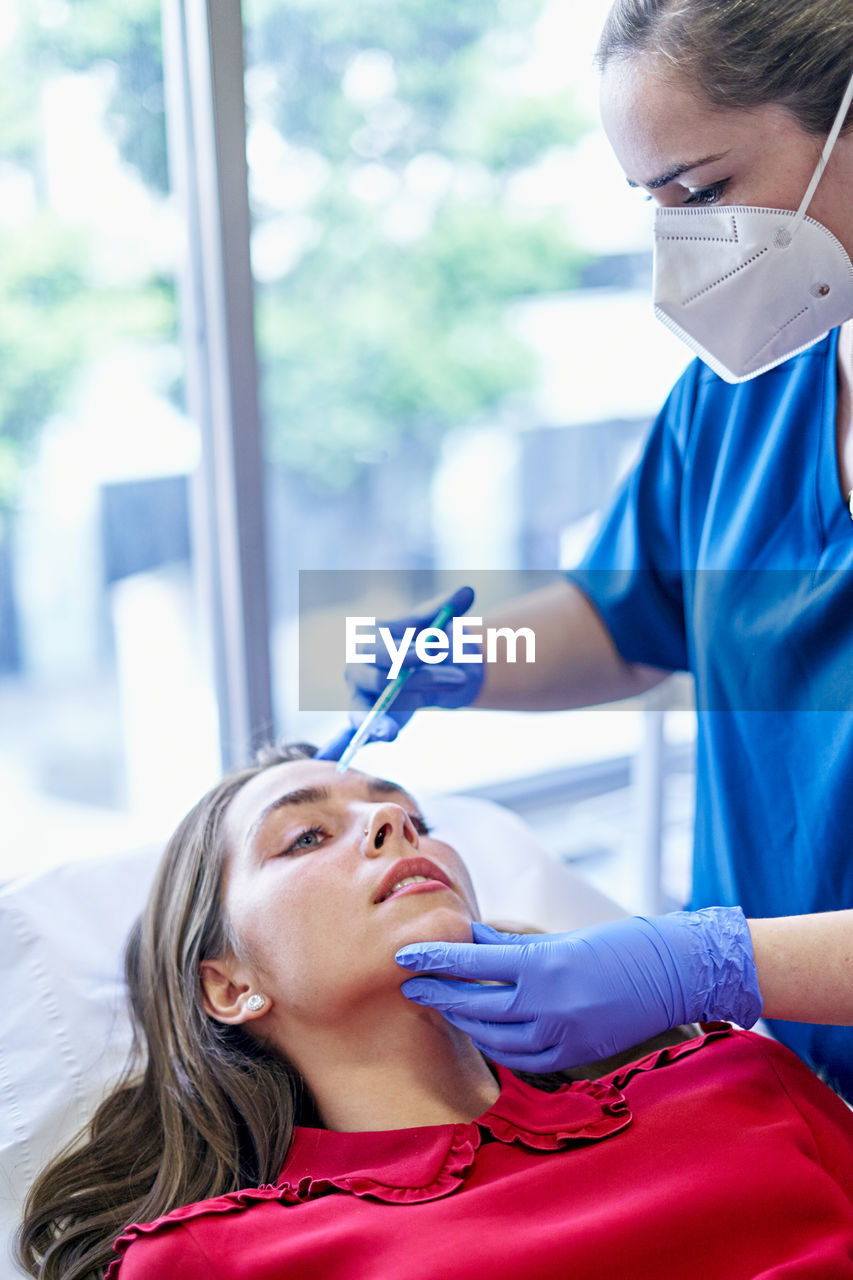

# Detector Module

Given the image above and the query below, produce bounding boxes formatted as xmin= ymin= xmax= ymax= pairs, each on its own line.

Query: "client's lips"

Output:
xmin=374 ymin=856 xmax=452 ymax=904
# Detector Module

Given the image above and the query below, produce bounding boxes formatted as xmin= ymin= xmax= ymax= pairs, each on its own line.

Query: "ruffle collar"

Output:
xmin=107 ymin=1026 xmax=734 ymax=1278
xmin=277 ymin=1062 xmax=633 ymax=1206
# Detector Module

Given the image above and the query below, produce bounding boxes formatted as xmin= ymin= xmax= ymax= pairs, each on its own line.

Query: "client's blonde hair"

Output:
xmin=17 ymin=743 xmax=320 ymax=1280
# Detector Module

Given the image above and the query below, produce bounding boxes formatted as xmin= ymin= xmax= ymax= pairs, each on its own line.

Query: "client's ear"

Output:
xmin=200 ymin=957 xmax=269 ymax=1024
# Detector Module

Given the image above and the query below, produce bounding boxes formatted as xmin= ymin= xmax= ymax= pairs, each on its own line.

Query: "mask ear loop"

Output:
xmin=792 ymin=68 xmax=853 ymax=233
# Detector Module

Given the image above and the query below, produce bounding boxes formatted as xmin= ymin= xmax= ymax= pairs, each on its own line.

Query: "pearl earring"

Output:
xmin=246 ymin=994 xmax=266 ymax=1012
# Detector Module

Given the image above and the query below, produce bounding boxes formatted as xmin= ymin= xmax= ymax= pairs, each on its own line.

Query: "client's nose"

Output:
xmin=363 ymin=806 xmax=418 ymax=856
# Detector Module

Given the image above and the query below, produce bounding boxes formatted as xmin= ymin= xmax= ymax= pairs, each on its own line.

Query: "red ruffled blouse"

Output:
xmin=108 ymin=1028 xmax=853 ymax=1279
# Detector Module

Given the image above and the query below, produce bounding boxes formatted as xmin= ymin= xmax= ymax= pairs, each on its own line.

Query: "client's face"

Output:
xmin=216 ymin=759 xmax=479 ymax=1028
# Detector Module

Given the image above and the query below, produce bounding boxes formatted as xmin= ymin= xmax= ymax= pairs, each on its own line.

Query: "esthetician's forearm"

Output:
xmin=748 ymin=910 xmax=853 ymax=1023
xmin=472 ymin=580 xmax=666 ymax=711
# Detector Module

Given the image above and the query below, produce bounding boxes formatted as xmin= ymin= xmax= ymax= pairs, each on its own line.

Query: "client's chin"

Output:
xmin=389 ymin=905 xmax=474 ymax=977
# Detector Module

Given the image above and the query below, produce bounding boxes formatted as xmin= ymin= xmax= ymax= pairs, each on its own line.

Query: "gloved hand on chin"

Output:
xmin=395 ymin=907 xmax=763 ymax=1071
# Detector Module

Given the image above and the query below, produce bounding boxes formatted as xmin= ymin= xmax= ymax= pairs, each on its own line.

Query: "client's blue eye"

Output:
xmin=282 ymin=826 xmax=328 ymax=856
xmin=280 ymin=814 xmax=430 ymax=856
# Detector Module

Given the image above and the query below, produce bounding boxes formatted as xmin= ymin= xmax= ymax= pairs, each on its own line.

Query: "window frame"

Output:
xmin=162 ymin=0 xmax=273 ymax=768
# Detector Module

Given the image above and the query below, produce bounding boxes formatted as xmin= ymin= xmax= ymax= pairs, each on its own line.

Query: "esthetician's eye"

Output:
xmin=281 ymin=826 xmax=329 ymax=856
xmin=684 ymin=179 xmax=730 ymax=206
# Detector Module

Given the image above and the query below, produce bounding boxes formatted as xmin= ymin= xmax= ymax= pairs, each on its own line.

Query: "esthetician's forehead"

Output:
xmin=602 ymin=59 xmax=713 ymax=180
xmin=599 ymin=52 xmax=792 ymax=190
xmin=224 ymin=759 xmax=417 ymax=855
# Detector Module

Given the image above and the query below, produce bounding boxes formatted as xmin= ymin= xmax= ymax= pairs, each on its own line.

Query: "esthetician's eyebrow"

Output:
xmin=248 ymin=777 xmax=413 ymax=846
xmin=626 ymin=151 xmax=729 ymax=191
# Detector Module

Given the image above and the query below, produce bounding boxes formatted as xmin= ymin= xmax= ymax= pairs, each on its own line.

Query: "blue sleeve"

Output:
xmin=566 ymin=362 xmax=701 ymax=672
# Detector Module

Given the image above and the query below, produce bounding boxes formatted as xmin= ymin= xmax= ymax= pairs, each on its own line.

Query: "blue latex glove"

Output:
xmin=395 ymin=907 xmax=763 ymax=1072
xmin=314 ymin=715 xmax=400 ymax=761
xmin=343 ymin=584 xmax=484 ymax=735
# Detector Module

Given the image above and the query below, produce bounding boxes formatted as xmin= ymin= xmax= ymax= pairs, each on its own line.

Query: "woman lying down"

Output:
xmin=18 ymin=746 xmax=853 ymax=1280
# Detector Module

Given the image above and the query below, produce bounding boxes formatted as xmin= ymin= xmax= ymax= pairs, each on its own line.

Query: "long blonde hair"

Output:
xmin=17 ymin=743 xmax=320 ymax=1280
xmin=597 ymin=0 xmax=853 ymax=135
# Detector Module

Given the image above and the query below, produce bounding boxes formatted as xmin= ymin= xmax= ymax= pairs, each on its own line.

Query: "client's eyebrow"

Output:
xmin=248 ymin=778 xmax=414 ymax=846
xmin=249 ymin=786 xmax=331 ymax=845
xmin=626 ymin=151 xmax=729 ymax=191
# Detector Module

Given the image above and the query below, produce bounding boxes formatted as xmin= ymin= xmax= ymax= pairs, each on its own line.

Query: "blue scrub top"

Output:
xmin=568 ymin=328 xmax=853 ymax=1100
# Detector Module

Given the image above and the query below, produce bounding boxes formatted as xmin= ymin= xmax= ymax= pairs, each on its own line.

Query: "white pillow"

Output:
xmin=424 ymin=794 xmax=626 ymax=934
xmin=0 ymin=794 xmax=624 ymax=1276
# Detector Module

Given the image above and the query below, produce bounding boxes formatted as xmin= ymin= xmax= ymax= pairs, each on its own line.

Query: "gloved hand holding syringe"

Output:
xmin=314 ymin=584 xmax=484 ymax=763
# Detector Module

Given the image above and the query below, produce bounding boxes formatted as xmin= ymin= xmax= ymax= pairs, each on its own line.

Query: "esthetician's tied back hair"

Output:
xmin=17 ymin=742 xmax=320 ymax=1280
xmin=596 ymin=0 xmax=853 ymax=137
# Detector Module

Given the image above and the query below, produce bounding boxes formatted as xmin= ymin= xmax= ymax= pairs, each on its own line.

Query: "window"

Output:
xmin=243 ymin=0 xmax=694 ymax=906
xmin=1 ymin=0 xmax=696 ymax=909
xmin=0 ymin=1 xmax=218 ymax=877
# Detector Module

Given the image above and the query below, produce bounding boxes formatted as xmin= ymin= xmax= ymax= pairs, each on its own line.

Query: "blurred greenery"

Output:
xmin=0 ymin=216 xmax=174 ymax=512
xmin=0 ymin=0 xmax=173 ymax=516
xmin=0 ymin=0 xmax=590 ymax=513
xmin=250 ymin=0 xmax=590 ymax=490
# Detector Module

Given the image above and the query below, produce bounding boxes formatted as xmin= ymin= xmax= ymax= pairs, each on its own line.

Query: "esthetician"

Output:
xmin=333 ymin=0 xmax=853 ymax=1101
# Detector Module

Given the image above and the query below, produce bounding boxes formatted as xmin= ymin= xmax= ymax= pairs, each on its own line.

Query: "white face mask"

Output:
xmin=652 ymin=71 xmax=853 ymax=383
